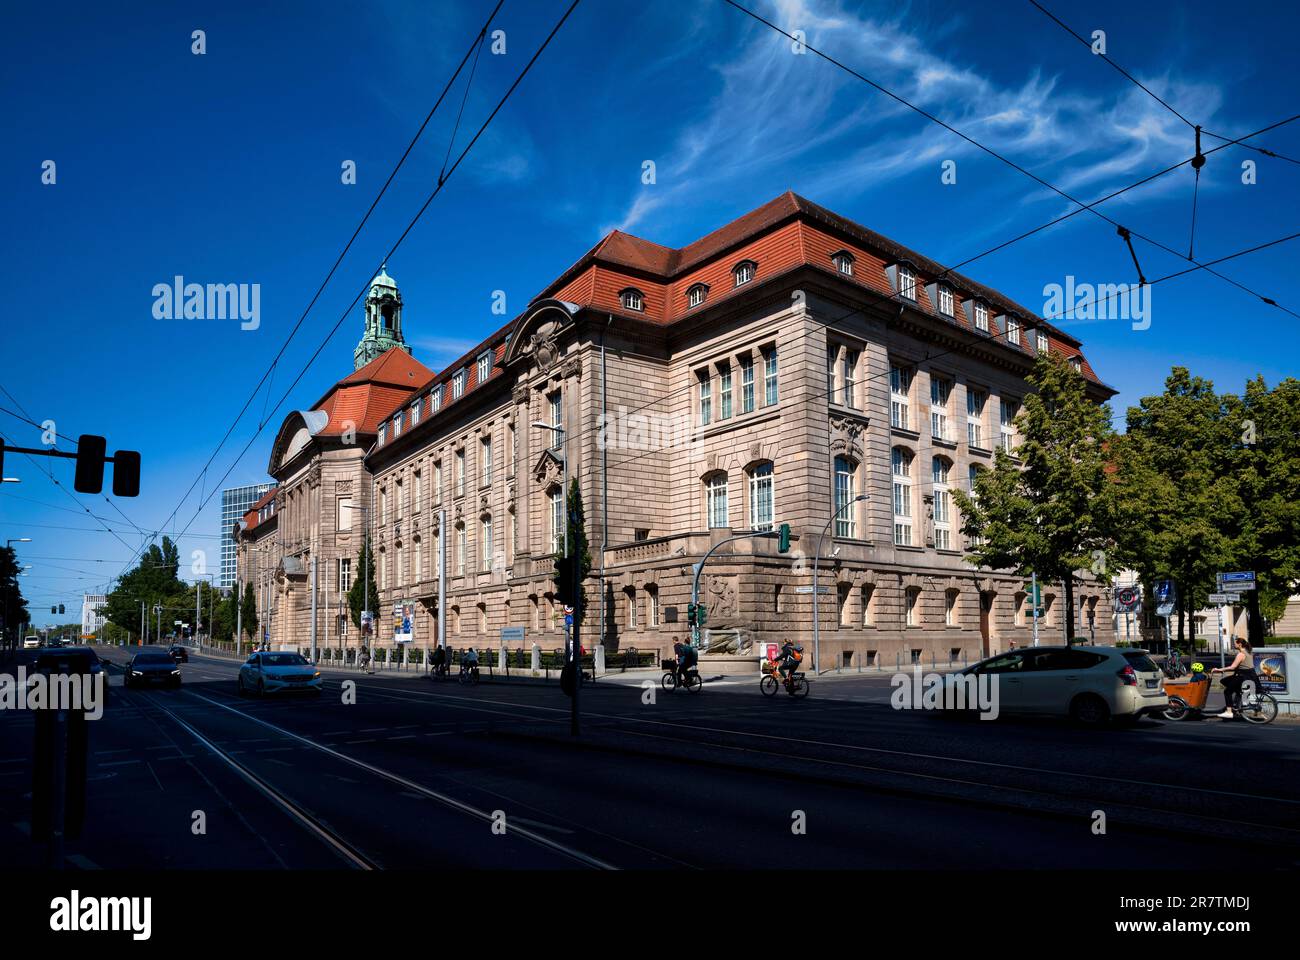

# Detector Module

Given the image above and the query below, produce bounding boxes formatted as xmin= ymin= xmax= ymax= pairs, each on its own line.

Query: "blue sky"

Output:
xmin=2 ymin=0 xmax=1297 ymax=615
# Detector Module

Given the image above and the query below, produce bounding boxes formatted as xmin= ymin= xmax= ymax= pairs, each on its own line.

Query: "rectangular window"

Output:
xmin=719 ymin=365 xmax=732 ymax=420
xmin=1036 ymin=331 xmax=1049 ymax=354
xmin=764 ymin=347 xmax=778 ymax=406
xmin=392 ymin=411 xmax=403 ymax=438
xmin=477 ymin=351 xmax=491 ymax=385
xmin=741 ymin=357 xmax=755 ymax=413
xmin=890 ymin=364 xmax=912 ymax=430
xmin=892 ymin=449 xmax=912 ymax=546
xmin=906 ymin=590 xmax=919 ymax=626
xmin=410 ymin=400 xmax=420 ymax=427
xmin=930 ymin=376 xmax=951 ymax=442
xmin=1006 ymin=317 xmax=1021 ymax=345
xmin=937 ymin=285 xmax=954 ymax=316
xmin=434 ymin=462 xmax=442 ymax=504
xmin=834 ymin=458 xmax=856 ymax=538
xmin=706 ymin=475 xmax=728 ymax=529
xmin=550 ymin=489 xmax=564 ymax=553
xmin=413 ymin=471 xmax=422 ymax=513
xmin=481 ymin=517 xmax=493 ymax=572
xmin=453 ymin=369 xmax=466 ymax=399
xmin=456 ymin=526 xmax=465 ymax=576
xmin=698 ymin=372 xmax=712 ymax=426
xmin=431 ymin=386 xmax=442 ymax=413
xmin=481 ymin=436 xmax=492 ymax=487
xmin=628 ymin=587 xmax=638 ymax=628
xmin=945 ymin=591 xmax=957 ymax=626
xmin=749 ymin=464 xmax=773 ymax=531
xmin=898 ymin=265 xmax=916 ymax=300
xmin=414 ymin=538 xmax=422 ymax=582
xmin=548 ymin=391 xmax=563 ymax=452
xmin=380 ymin=487 xmax=388 ymax=525
xmin=455 ymin=449 xmax=465 ymax=496
xmin=378 ymin=423 xmax=387 ymax=445
xmin=1000 ymin=398 xmax=1018 ymax=452
xmin=648 ymin=586 xmax=660 ymax=627
xmin=508 ymin=422 xmax=516 ymax=471
xmin=337 ymin=497 xmax=353 ymax=531
xmin=338 ymin=558 xmax=352 ymax=593
xmin=842 ymin=349 xmax=858 ymax=409
xmin=974 ymin=302 xmax=988 ymax=331
xmin=966 ymin=388 xmax=986 ymax=448
xmin=827 ymin=345 xmax=838 ymax=403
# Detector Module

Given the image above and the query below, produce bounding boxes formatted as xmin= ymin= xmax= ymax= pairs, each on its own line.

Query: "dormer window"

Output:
xmin=733 ymin=260 xmax=756 ymax=287
xmin=973 ymin=301 xmax=989 ymax=332
xmin=1006 ymin=317 xmax=1021 ymax=346
xmin=378 ymin=423 xmax=387 ymax=445
xmin=897 ymin=265 xmax=917 ymax=301
xmin=431 ymin=386 xmax=442 ymax=413
xmin=452 ymin=368 xmax=466 ymax=399
xmin=936 ymin=284 xmax=954 ymax=317
xmin=476 ymin=350 xmax=492 ymax=384
xmin=831 ymin=250 xmax=855 ymax=277
xmin=409 ymin=400 xmax=420 ymax=427
xmin=620 ymin=288 xmax=645 ymax=312
xmin=687 ymin=284 xmax=708 ymax=309
xmin=1036 ymin=331 xmax=1049 ymax=354
xmin=392 ymin=410 xmax=403 ymax=437
xmin=1069 ymin=356 xmax=1082 ymax=372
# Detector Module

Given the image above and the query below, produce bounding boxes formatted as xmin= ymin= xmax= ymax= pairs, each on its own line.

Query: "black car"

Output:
xmin=125 ymin=649 xmax=182 ymax=688
xmin=167 ymin=644 xmax=190 ymax=663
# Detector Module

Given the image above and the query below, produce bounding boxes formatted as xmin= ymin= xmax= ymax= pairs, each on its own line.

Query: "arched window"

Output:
xmin=932 ymin=456 xmax=952 ymax=551
xmin=831 ymin=250 xmax=855 ymax=276
xmin=833 ymin=456 xmax=857 ymax=537
xmin=748 ymin=462 xmax=774 ymax=531
xmin=733 ymin=260 xmax=757 ymax=287
xmin=892 ymin=447 xmax=913 ymax=546
xmin=619 ymin=288 xmax=644 ymax=312
xmin=705 ymin=473 xmax=729 ymax=529
xmin=687 ymin=283 xmax=708 ymax=308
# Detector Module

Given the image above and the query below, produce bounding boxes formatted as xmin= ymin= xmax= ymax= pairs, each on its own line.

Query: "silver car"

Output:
xmin=238 ymin=651 xmax=323 ymax=696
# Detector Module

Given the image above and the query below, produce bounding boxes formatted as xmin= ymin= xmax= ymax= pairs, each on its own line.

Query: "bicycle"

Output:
xmin=760 ymin=660 xmax=810 ymax=698
xmin=458 ymin=661 xmax=480 ymax=686
xmin=660 ymin=659 xmax=703 ymax=694
xmin=1165 ymin=676 xmax=1277 ymax=724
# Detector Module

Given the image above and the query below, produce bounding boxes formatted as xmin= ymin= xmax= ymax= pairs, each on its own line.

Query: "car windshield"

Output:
xmin=135 ymin=655 xmax=174 ymax=665
xmin=263 ymin=654 xmax=308 ymax=666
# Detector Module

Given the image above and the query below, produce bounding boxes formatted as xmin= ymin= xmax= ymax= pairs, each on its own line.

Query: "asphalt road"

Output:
xmin=3 ymin=647 xmax=1298 ymax=870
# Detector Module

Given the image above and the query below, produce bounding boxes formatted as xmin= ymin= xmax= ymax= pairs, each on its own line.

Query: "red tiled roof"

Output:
xmin=311 ymin=348 xmax=434 ymax=437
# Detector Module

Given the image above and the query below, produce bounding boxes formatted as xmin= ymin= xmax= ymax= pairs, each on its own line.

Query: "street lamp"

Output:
xmin=2 ymin=477 xmax=20 ymax=484
xmin=813 ymin=494 xmax=869 ymax=675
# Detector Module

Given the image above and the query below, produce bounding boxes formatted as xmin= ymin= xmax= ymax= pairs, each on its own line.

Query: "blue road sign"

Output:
xmin=1218 ymin=571 xmax=1255 ymax=583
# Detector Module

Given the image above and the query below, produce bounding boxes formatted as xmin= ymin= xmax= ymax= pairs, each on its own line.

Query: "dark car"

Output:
xmin=167 ymin=644 xmax=190 ymax=663
xmin=31 ymin=646 xmax=108 ymax=705
xmin=125 ymin=649 xmax=182 ymax=688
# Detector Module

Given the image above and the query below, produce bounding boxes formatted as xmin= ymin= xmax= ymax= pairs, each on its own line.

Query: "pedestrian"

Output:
xmin=360 ymin=645 xmax=372 ymax=674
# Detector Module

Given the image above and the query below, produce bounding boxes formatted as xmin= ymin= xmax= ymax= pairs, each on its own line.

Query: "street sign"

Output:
xmin=1113 ymin=585 xmax=1141 ymax=612
xmin=1208 ymin=593 xmax=1239 ymax=604
xmin=1156 ymin=602 xmax=1175 ymax=617
xmin=795 ymin=586 xmax=831 ymax=595
xmin=1154 ymin=580 xmax=1176 ymax=604
xmin=1218 ymin=571 xmax=1255 ymax=584
xmin=500 ymin=626 xmax=525 ymax=643
xmin=1219 ymin=582 xmax=1251 ymax=593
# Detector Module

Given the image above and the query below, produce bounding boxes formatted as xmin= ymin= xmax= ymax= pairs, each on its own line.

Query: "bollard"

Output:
xmin=595 ymin=644 xmax=605 ymax=677
xmin=498 ymin=644 xmax=507 ymax=673
xmin=531 ymin=642 xmax=541 ymax=675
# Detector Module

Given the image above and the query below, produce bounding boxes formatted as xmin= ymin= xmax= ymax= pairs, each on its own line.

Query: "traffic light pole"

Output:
xmin=690 ymin=527 xmax=788 ymax=648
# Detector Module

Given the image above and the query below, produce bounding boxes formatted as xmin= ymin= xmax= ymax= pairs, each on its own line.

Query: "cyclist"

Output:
xmin=676 ymin=638 xmax=698 ymax=686
xmin=774 ymin=638 xmax=804 ymax=687
xmin=430 ymin=643 xmax=447 ymax=678
xmin=461 ymin=646 xmax=480 ymax=679
xmin=1211 ymin=638 xmax=1256 ymax=719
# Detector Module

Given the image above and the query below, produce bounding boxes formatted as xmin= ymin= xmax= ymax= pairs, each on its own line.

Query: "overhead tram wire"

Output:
xmin=1026 ymin=0 xmax=1300 ymax=167
xmin=720 ymin=0 xmax=1300 ymax=321
xmin=165 ymin=0 xmax=584 ymax=549
xmin=149 ymin=0 xmax=508 ymax=559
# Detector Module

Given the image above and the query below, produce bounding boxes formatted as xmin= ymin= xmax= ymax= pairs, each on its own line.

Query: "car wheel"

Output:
xmin=1070 ymin=694 xmax=1110 ymax=727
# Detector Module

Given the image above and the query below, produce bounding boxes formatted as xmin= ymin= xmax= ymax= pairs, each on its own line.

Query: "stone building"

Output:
xmin=233 ymin=268 xmax=432 ymax=651
xmin=364 ymin=192 xmax=1118 ymax=668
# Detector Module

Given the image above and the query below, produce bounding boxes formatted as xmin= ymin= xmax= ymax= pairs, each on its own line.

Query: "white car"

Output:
xmin=23 ymin=636 xmax=40 ymax=649
xmin=237 ymin=651 xmax=323 ymax=696
xmin=961 ymin=645 xmax=1167 ymax=725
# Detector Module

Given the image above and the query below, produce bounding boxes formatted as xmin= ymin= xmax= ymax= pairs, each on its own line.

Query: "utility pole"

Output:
xmin=235 ymin=576 xmax=242 ymax=655
xmin=310 ymin=554 xmax=318 ymax=663
xmin=1031 ymin=571 xmax=1040 ymax=647
xmin=437 ymin=507 xmax=446 ymax=659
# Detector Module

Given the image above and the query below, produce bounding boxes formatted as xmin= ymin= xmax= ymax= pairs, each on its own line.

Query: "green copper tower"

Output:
xmin=353 ymin=265 xmax=412 ymax=370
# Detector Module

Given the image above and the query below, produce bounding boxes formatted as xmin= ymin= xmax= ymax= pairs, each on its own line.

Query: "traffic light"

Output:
xmin=74 ymin=434 xmax=107 ymax=494
xmin=697 ymin=604 xmax=707 ymax=627
xmin=113 ymin=449 xmax=141 ymax=497
xmin=59 ymin=604 xmax=64 ymax=615
xmin=777 ymin=522 xmax=791 ymax=553
xmin=686 ymin=602 xmax=697 ymax=626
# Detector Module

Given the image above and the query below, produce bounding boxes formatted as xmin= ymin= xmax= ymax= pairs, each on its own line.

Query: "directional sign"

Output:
xmin=1219 ymin=582 xmax=1251 ymax=593
xmin=1208 ymin=593 xmax=1239 ymax=604
xmin=500 ymin=626 xmax=525 ymax=643
xmin=1156 ymin=602 xmax=1175 ymax=617
xmin=1218 ymin=571 xmax=1256 ymax=584
xmin=795 ymin=586 xmax=831 ymax=595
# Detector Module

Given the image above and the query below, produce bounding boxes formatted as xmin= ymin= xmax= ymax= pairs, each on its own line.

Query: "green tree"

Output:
xmin=211 ymin=589 xmax=237 ymax=642
xmin=953 ymin=353 xmax=1117 ymax=644
xmin=1224 ymin=376 xmax=1300 ymax=642
xmin=241 ymin=582 xmax=259 ymax=644
xmin=1 ymin=545 xmax=31 ymax=648
xmin=552 ymin=479 xmax=593 ymax=627
xmin=1111 ymin=368 xmax=1241 ymax=647
xmin=347 ymin=537 xmax=378 ymax=633
xmin=104 ymin=536 xmax=186 ymax=637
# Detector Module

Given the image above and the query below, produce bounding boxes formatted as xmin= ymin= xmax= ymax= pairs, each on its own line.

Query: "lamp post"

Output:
xmin=813 ymin=494 xmax=868 ymax=676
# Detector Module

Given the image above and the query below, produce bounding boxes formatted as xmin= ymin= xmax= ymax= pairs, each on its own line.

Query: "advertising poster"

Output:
xmin=1254 ymin=652 xmax=1288 ymax=695
xmin=393 ymin=602 xmax=414 ymax=643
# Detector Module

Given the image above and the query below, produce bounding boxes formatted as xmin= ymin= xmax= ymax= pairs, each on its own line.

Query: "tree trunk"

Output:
xmin=1176 ymin=587 xmax=1186 ymax=649
xmin=1063 ymin=575 xmax=1075 ymax=645
xmin=1246 ymin=583 xmax=1266 ymax=647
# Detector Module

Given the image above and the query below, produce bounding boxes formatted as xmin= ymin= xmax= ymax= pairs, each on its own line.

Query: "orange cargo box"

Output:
xmin=1163 ymin=677 xmax=1211 ymax=709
